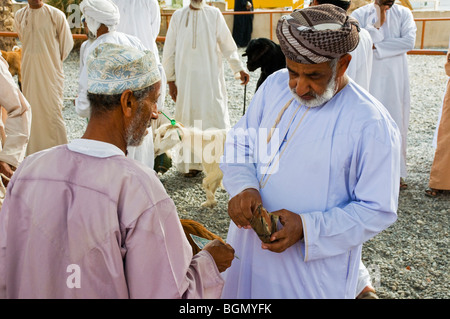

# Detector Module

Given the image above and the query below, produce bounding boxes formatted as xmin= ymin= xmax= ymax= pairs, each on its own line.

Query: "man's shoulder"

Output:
xmin=99 ymin=32 xmax=146 ymax=50
xmin=44 ymin=3 xmax=66 ymax=17
xmin=392 ymin=4 xmax=414 ymax=17
xmin=204 ymin=5 xmax=221 ymax=12
xmin=342 ymin=82 xmax=395 ymax=122
xmin=265 ymin=68 xmax=289 ymax=87
xmin=15 ymin=6 xmax=26 ymax=19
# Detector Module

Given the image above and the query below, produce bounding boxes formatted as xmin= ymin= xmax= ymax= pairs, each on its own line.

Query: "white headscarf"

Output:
xmin=80 ymin=0 xmax=120 ymax=36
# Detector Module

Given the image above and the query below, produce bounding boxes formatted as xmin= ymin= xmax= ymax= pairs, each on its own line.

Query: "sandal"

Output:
xmin=424 ymin=188 xmax=445 ymax=198
xmin=184 ymin=169 xmax=201 ymax=178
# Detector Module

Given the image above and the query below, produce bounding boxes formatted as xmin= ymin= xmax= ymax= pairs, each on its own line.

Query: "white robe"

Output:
xmin=112 ymin=0 xmax=161 ymax=61
xmin=162 ymin=5 xmax=246 ymax=172
xmin=351 ymin=4 xmax=416 ymax=178
xmin=75 ymin=31 xmax=162 ymax=169
xmin=347 ymin=27 xmax=373 ymax=91
xmin=219 ymin=70 xmax=400 ymax=298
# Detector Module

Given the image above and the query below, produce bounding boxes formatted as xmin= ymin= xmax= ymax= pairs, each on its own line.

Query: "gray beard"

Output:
xmin=190 ymin=0 xmax=205 ymax=9
xmin=290 ymin=66 xmax=338 ymax=108
xmin=126 ymin=103 xmax=149 ymax=147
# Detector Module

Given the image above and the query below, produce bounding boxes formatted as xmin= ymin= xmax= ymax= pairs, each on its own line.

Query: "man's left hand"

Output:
xmin=239 ymin=70 xmax=250 ymax=85
xmin=261 ymin=209 xmax=304 ymax=253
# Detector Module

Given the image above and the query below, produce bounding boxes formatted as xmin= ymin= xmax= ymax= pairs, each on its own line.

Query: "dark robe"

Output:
xmin=232 ymin=0 xmax=254 ymax=48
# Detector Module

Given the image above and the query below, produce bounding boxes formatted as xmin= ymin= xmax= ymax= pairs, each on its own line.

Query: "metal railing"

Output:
xmin=410 ymin=17 xmax=450 ymax=55
xmin=1 ymin=12 xmax=448 ymax=55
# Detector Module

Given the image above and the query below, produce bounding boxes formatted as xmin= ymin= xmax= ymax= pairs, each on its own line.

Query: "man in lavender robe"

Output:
xmin=0 ymin=43 xmax=235 ymax=299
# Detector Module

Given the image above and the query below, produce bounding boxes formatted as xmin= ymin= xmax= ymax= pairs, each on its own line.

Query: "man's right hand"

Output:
xmin=228 ymin=188 xmax=262 ymax=229
xmin=203 ymin=239 xmax=235 ymax=272
xmin=374 ymin=0 xmax=393 ymax=28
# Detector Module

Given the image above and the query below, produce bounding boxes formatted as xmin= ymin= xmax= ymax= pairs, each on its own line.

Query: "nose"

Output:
xmin=291 ymin=77 xmax=310 ymax=98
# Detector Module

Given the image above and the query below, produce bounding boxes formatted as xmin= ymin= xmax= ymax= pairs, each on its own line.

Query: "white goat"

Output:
xmin=154 ymin=123 xmax=227 ymax=208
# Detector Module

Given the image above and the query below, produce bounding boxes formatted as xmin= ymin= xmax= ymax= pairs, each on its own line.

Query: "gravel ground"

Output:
xmin=62 ymin=46 xmax=449 ymax=299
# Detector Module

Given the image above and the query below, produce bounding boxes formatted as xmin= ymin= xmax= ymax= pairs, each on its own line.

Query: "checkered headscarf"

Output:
xmin=276 ymin=4 xmax=360 ymax=64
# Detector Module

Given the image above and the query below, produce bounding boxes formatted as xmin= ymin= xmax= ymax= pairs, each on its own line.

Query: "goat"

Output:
xmin=1 ymin=46 xmax=22 ymax=90
xmin=154 ymin=122 xmax=227 ymax=208
xmin=243 ymin=38 xmax=286 ymax=92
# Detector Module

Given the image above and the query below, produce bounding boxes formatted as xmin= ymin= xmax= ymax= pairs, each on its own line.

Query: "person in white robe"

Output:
xmin=0 ymin=56 xmax=31 ymax=208
xmin=76 ymin=0 xmax=163 ymax=169
xmin=351 ymin=0 xmax=416 ymax=187
xmin=162 ymin=0 xmax=250 ymax=176
xmin=14 ymin=0 xmax=74 ymax=156
xmin=219 ymin=5 xmax=401 ymax=299
xmin=0 ymin=43 xmax=235 ymax=298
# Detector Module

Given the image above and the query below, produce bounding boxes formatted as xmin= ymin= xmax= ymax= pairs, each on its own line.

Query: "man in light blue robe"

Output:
xmin=219 ymin=4 xmax=401 ymax=299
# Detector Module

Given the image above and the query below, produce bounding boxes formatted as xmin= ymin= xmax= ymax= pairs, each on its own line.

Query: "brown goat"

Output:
xmin=181 ymin=219 xmax=223 ymax=255
xmin=1 ymin=46 xmax=22 ymax=90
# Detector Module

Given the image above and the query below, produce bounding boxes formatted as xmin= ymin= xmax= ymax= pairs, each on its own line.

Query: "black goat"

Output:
xmin=243 ymin=38 xmax=286 ymax=92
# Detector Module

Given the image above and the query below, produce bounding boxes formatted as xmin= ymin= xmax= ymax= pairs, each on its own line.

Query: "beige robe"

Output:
xmin=429 ymin=78 xmax=450 ymax=190
xmin=15 ymin=4 xmax=73 ymax=155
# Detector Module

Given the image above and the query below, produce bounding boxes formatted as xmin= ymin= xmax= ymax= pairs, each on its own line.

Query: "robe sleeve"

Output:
xmin=351 ymin=6 xmax=384 ymax=44
xmin=162 ymin=11 xmax=179 ymax=82
xmin=0 ymin=57 xmax=31 ymax=167
xmin=124 ymin=198 xmax=224 ymax=299
xmin=372 ymin=9 xmax=416 ymax=60
xmin=53 ymin=7 xmax=74 ymax=62
xmin=299 ymin=119 xmax=400 ymax=262
xmin=216 ymin=9 xmax=246 ymax=75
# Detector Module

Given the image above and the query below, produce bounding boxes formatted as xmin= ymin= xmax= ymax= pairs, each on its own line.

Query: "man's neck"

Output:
xmin=82 ymin=114 xmax=128 ymax=155
xmin=335 ymin=74 xmax=350 ymax=95
xmin=96 ymin=25 xmax=110 ymax=38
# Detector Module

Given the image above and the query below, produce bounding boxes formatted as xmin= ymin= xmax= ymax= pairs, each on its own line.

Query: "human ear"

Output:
xmin=337 ymin=54 xmax=351 ymax=77
xmin=120 ymin=90 xmax=135 ymax=118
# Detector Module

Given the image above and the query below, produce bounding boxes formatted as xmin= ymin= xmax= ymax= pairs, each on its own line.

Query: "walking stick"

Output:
xmin=242 ymin=84 xmax=247 ymax=116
